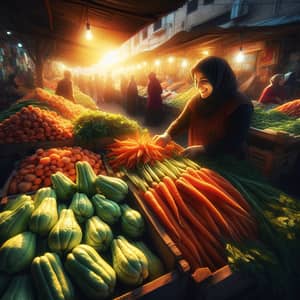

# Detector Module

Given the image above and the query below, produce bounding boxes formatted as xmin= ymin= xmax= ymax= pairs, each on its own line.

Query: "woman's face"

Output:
xmin=194 ymin=72 xmax=213 ymax=99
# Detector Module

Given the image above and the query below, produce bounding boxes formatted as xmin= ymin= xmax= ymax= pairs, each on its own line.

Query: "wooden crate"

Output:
xmin=247 ymin=127 xmax=300 ymax=181
xmin=188 ymin=265 xmax=256 ymax=300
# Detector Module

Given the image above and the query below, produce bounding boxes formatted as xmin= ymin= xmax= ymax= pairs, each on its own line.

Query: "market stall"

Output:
xmin=1 ymin=91 xmax=300 ymax=300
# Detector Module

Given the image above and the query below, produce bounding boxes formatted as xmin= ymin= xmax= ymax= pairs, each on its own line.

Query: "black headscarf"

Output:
xmin=191 ymin=56 xmax=239 ymax=116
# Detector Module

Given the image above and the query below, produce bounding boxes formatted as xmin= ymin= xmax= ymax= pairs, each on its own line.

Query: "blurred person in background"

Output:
xmin=258 ymin=73 xmax=286 ymax=105
xmin=126 ymin=75 xmax=138 ymax=115
xmin=55 ymin=70 xmax=75 ymax=102
xmin=154 ymin=56 xmax=253 ymax=160
xmin=145 ymin=72 xmax=163 ymax=125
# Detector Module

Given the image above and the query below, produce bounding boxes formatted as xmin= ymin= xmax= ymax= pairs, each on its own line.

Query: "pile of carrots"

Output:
xmin=22 ymin=88 xmax=88 ymax=120
xmin=8 ymin=146 xmax=104 ymax=195
xmin=274 ymin=99 xmax=300 ymax=118
xmin=0 ymin=105 xmax=73 ymax=143
xmin=143 ymin=167 xmax=257 ymax=272
xmin=107 ymin=135 xmax=184 ymax=170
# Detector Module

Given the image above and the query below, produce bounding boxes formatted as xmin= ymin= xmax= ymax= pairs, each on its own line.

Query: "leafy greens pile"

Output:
xmin=73 ymin=111 xmax=143 ymax=141
xmin=252 ymin=106 xmax=300 ymax=136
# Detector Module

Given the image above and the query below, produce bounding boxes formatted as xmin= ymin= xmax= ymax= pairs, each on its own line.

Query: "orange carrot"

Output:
xmin=215 ymin=200 xmax=254 ymax=224
xmin=181 ymin=173 xmax=248 ymax=216
xmin=143 ymin=190 xmax=180 ymax=239
xmin=186 ymin=197 xmax=222 ymax=237
xmin=149 ymin=188 xmax=201 ymax=263
xmin=186 ymin=167 xmax=202 ymax=180
xmin=197 ymin=235 xmax=227 ymax=271
xmin=200 ymin=168 xmax=251 ymax=211
xmin=196 ymin=169 xmax=219 ymax=186
xmin=162 ymin=176 xmax=222 ymax=249
xmin=176 ymin=242 xmax=200 ymax=271
xmin=157 ymin=181 xmax=183 ymax=227
xmin=176 ymin=178 xmax=234 ymax=238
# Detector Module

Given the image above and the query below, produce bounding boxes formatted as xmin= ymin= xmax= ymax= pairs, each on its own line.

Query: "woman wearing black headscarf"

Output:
xmin=154 ymin=56 xmax=253 ymax=159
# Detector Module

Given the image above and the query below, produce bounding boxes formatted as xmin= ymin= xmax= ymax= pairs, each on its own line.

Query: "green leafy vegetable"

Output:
xmin=73 ymin=110 xmax=143 ymax=141
xmin=252 ymin=106 xmax=300 ymax=136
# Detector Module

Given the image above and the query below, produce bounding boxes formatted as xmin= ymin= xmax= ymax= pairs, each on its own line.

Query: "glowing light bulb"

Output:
xmin=168 ymin=56 xmax=174 ymax=63
xmin=236 ymin=50 xmax=245 ymax=63
xmin=85 ymin=23 xmax=93 ymax=40
xmin=181 ymin=59 xmax=188 ymax=68
xmin=155 ymin=59 xmax=161 ymax=66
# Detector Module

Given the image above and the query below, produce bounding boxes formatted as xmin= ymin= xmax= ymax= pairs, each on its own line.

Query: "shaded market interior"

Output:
xmin=1 ymin=1 xmax=300 ymax=300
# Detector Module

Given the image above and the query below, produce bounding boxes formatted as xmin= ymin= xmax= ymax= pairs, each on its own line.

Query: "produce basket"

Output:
xmin=247 ymin=127 xmax=300 ymax=181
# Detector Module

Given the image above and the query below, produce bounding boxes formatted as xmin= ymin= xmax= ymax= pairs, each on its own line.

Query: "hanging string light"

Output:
xmin=85 ymin=7 xmax=93 ymax=40
xmin=235 ymin=32 xmax=245 ymax=63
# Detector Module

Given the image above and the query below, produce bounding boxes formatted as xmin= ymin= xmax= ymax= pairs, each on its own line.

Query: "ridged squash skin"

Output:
xmin=32 ymin=252 xmax=75 ymax=300
xmin=69 ymin=193 xmax=94 ymax=223
xmin=48 ymin=209 xmax=82 ymax=253
xmin=94 ymin=175 xmax=128 ymax=203
xmin=51 ymin=172 xmax=76 ymax=203
xmin=132 ymin=241 xmax=165 ymax=280
xmin=0 ymin=201 xmax=34 ymax=243
xmin=29 ymin=196 xmax=58 ymax=236
xmin=58 ymin=203 xmax=67 ymax=216
xmin=33 ymin=187 xmax=56 ymax=208
xmin=65 ymin=244 xmax=116 ymax=300
xmin=0 ymin=232 xmax=36 ymax=274
xmin=0 ymin=274 xmax=35 ymax=300
xmin=112 ymin=236 xmax=148 ymax=286
xmin=91 ymin=194 xmax=121 ymax=225
xmin=120 ymin=204 xmax=145 ymax=239
xmin=75 ymin=161 xmax=96 ymax=197
xmin=4 ymin=194 xmax=32 ymax=211
xmin=84 ymin=216 xmax=113 ymax=252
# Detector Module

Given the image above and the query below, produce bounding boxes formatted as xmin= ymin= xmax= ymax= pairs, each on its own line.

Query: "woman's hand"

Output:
xmin=181 ymin=145 xmax=205 ymax=159
xmin=153 ymin=132 xmax=171 ymax=147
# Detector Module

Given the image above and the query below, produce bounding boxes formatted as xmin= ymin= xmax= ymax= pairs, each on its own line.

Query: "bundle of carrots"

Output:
xmin=22 ymin=88 xmax=88 ymax=120
xmin=274 ymin=99 xmax=300 ymax=118
xmin=143 ymin=167 xmax=257 ymax=272
xmin=8 ymin=146 xmax=104 ymax=195
xmin=107 ymin=135 xmax=184 ymax=170
xmin=0 ymin=105 xmax=73 ymax=143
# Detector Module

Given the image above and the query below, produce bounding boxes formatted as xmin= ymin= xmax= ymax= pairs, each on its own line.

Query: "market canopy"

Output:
xmin=0 ymin=0 xmax=186 ymax=66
